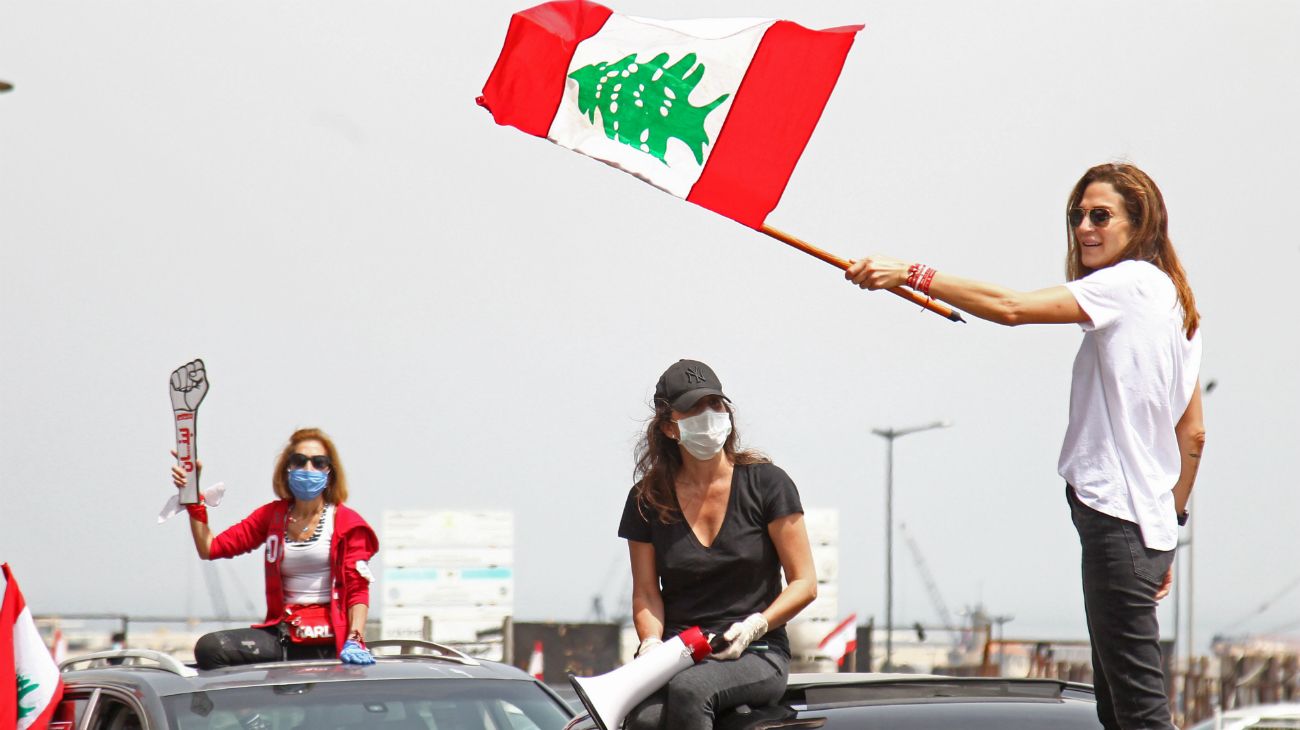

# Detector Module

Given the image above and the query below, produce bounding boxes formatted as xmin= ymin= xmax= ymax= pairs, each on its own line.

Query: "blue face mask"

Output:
xmin=287 ymin=469 xmax=328 ymax=501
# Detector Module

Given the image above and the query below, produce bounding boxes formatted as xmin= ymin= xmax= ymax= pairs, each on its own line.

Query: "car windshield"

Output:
xmin=164 ymin=678 xmax=572 ymax=730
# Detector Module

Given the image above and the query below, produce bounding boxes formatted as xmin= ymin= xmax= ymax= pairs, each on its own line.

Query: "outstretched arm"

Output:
xmin=845 ymin=255 xmax=1088 ymax=326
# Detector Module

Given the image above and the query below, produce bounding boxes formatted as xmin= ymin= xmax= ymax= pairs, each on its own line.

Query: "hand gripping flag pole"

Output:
xmin=478 ymin=0 xmax=963 ymax=323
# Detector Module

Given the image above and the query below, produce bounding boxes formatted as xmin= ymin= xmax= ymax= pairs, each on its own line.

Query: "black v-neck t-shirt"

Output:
xmin=618 ymin=462 xmax=803 ymax=658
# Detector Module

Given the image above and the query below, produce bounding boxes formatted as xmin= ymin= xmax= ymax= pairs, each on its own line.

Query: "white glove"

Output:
xmin=635 ymin=636 xmax=663 ymax=658
xmin=157 ymin=482 xmax=225 ymax=523
xmin=712 ymin=613 xmax=768 ymax=660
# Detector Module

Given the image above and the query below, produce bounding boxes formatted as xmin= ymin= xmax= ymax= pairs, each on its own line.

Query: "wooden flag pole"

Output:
xmin=760 ymin=225 xmax=966 ymax=323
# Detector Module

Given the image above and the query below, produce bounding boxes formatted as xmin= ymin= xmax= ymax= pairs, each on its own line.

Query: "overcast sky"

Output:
xmin=3 ymin=0 xmax=1298 ymax=655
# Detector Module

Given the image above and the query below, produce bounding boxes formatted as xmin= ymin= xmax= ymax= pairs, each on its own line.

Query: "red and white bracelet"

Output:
xmin=906 ymin=263 xmax=937 ymax=295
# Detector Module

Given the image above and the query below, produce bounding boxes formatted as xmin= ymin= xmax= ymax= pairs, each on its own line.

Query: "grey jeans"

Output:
xmin=624 ymin=649 xmax=789 ymax=730
xmin=1068 ymin=486 xmax=1176 ymax=730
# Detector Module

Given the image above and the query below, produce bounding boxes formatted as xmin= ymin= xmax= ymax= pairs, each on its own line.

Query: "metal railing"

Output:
xmin=60 ymin=649 xmax=198 ymax=677
xmin=367 ymin=639 xmax=480 ymax=666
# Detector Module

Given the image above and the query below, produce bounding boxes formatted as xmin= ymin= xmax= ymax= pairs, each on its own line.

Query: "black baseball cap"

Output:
xmin=655 ymin=359 xmax=729 ymax=412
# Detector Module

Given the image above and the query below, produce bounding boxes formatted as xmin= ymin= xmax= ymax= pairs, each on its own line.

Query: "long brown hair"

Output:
xmin=1066 ymin=162 xmax=1199 ymax=338
xmin=271 ymin=427 xmax=349 ymax=504
xmin=632 ymin=399 xmax=768 ymax=524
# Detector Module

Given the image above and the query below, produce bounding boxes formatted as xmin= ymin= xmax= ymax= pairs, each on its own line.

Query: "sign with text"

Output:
xmin=169 ymin=359 xmax=208 ymax=505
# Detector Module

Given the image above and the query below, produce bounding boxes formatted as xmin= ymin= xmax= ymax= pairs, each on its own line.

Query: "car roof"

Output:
xmin=785 ymin=671 xmax=1095 ymax=694
xmin=787 ymin=672 xmax=946 ymax=687
xmin=61 ymin=644 xmax=541 ymax=698
xmin=707 ymin=673 xmax=1102 ymax=730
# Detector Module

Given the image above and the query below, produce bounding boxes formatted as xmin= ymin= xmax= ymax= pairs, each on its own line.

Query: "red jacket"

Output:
xmin=208 ymin=499 xmax=379 ymax=653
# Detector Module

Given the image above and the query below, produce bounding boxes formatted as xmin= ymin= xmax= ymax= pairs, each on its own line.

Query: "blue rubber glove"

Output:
xmin=340 ymin=639 xmax=375 ymax=665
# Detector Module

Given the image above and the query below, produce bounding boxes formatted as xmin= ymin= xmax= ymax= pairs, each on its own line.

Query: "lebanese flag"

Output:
xmin=818 ymin=613 xmax=858 ymax=667
xmin=527 ymin=640 xmax=544 ymax=680
xmin=1 ymin=564 xmax=64 ymax=730
xmin=478 ymin=1 xmax=861 ymax=229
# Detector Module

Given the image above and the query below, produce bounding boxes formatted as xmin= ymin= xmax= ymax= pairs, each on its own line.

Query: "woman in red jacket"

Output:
xmin=172 ymin=427 xmax=379 ymax=669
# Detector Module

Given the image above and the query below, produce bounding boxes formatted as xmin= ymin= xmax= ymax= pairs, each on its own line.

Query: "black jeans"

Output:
xmin=1067 ymin=486 xmax=1176 ymax=730
xmin=194 ymin=625 xmax=334 ymax=670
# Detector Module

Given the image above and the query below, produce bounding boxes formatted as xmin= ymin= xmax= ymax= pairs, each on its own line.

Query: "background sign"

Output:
xmin=380 ymin=510 xmax=514 ymax=655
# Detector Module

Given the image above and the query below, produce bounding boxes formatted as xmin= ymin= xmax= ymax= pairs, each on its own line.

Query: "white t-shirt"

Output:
xmin=282 ymin=504 xmax=335 ymax=605
xmin=1058 ymin=260 xmax=1202 ymax=551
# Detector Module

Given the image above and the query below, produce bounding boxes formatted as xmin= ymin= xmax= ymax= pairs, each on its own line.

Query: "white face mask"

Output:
xmin=675 ymin=408 xmax=732 ymax=461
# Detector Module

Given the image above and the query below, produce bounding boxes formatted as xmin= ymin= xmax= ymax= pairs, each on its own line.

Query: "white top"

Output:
xmin=1058 ymin=260 xmax=1202 ymax=550
xmin=282 ymin=504 xmax=335 ymax=605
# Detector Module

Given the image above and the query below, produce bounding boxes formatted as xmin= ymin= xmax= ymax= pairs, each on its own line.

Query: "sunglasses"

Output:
xmin=288 ymin=453 xmax=332 ymax=471
xmin=1068 ymin=207 xmax=1121 ymax=227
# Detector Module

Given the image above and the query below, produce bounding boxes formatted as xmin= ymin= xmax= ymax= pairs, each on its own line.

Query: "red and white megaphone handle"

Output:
xmin=568 ymin=627 xmax=728 ymax=730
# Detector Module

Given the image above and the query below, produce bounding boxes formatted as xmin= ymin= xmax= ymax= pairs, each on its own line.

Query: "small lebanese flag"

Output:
xmin=818 ymin=613 xmax=858 ymax=667
xmin=2 ymin=564 xmax=64 ymax=730
xmin=527 ymin=640 xmax=544 ymax=680
xmin=479 ymin=1 xmax=861 ymax=229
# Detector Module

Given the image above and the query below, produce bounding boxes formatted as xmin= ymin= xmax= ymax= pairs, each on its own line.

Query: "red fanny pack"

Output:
xmin=284 ymin=604 xmax=334 ymax=645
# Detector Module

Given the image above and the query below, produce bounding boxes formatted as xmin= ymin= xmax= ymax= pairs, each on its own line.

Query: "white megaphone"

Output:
xmin=569 ymin=627 xmax=725 ymax=730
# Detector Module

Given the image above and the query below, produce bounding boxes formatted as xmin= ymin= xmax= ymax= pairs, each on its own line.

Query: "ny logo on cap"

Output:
xmin=685 ymin=367 xmax=708 ymax=385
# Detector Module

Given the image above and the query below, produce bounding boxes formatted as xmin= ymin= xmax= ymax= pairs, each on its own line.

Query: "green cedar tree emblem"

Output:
xmin=17 ymin=673 xmax=39 ymax=719
xmin=568 ymin=52 xmax=729 ymax=166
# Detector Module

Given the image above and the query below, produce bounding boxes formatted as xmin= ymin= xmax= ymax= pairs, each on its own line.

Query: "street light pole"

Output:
xmin=872 ymin=420 xmax=951 ymax=671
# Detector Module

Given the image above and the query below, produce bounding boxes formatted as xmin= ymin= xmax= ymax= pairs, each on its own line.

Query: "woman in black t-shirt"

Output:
xmin=619 ymin=359 xmax=817 ymax=730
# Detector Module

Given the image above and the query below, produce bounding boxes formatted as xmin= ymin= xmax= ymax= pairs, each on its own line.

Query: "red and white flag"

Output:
xmin=2 ymin=564 xmax=64 ymax=730
xmin=527 ymin=640 xmax=544 ymax=680
xmin=478 ymin=1 xmax=861 ymax=229
xmin=818 ymin=613 xmax=858 ymax=667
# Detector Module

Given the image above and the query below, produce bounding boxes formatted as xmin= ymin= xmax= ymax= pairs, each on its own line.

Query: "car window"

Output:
xmin=164 ymin=678 xmax=571 ymax=730
xmin=88 ymin=697 xmax=145 ymax=730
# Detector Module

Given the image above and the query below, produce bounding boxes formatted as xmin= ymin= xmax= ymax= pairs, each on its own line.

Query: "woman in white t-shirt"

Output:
xmin=845 ymin=163 xmax=1205 ymax=730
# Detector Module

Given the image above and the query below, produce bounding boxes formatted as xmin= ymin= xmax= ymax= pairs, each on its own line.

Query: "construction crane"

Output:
xmin=899 ymin=523 xmax=963 ymax=662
